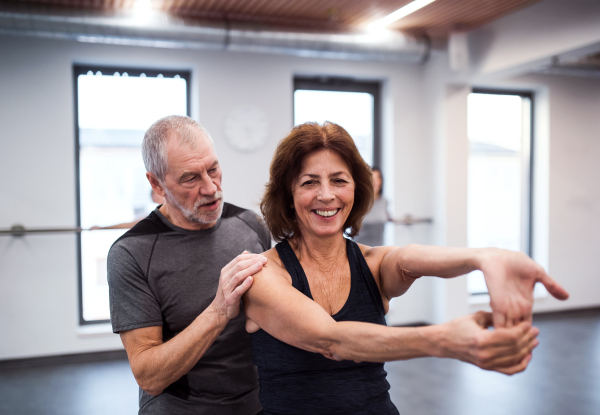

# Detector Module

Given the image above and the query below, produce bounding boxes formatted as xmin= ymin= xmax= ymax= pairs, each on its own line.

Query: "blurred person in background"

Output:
xmin=354 ymin=166 xmax=391 ymax=246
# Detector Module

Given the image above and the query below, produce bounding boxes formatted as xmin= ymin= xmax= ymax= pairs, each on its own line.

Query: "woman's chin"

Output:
xmin=305 ymin=224 xmax=345 ymax=239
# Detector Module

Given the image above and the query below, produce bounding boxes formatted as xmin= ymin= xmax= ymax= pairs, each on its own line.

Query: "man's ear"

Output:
xmin=146 ymin=172 xmax=166 ymax=198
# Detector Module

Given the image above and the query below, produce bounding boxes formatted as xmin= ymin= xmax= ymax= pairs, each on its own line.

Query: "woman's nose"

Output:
xmin=317 ymin=184 xmax=335 ymax=201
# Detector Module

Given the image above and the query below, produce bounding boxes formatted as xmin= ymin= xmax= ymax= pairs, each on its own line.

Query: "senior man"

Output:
xmin=107 ymin=115 xmax=268 ymax=414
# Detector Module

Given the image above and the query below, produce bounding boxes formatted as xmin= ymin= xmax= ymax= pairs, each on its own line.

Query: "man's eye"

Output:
xmin=186 ymin=177 xmax=196 ymax=182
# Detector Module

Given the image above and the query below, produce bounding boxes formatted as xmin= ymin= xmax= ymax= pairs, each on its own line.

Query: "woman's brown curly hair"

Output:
xmin=260 ymin=121 xmax=374 ymax=242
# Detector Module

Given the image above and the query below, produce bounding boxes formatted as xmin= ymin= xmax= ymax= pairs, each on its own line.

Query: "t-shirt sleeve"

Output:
xmin=257 ymin=217 xmax=272 ymax=250
xmin=238 ymin=211 xmax=272 ymax=251
xmin=107 ymin=242 xmax=163 ymax=333
xmin=253 ymin=215 xmax=272 ymax=251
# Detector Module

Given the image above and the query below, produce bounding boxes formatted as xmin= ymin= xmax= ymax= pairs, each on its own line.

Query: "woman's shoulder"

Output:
xmin=356 ymin=242 xmax=397 ymax=279
xmin=255 ymin=246 xmax=292 ymax=284
xmin=356 ymin=242 xmax=395 ymax=262
xmin=261 ymin=246 xmax=282 ymax=266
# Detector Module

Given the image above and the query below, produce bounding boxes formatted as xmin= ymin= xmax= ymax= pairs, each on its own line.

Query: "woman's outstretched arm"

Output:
xmin=243 ymin=259 xmax=538 ymax=376
xmin=375 ymin=245 xmax=569 ymax=327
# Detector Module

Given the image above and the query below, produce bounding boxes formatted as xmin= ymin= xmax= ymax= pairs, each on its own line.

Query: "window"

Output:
xmin=74 ymin=65 xmax=190 ymax=324
xmin=293 ymin=77 xmax=381 ymax=168
xmin=467 ymin=90 xmax=533 ymax=295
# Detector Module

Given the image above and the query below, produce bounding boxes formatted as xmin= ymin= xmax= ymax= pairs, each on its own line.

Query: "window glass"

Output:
xmin=77 ymin=69 xmax=188 ymax=322
xmin=294 ymin=89 xmax=375 ymax=166
xmin=467 ymin=92 xmax=531 ymax=295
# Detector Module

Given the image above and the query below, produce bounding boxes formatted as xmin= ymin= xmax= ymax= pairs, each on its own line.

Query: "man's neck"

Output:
xmin=159 ymin=203 xmax=216 ymax=231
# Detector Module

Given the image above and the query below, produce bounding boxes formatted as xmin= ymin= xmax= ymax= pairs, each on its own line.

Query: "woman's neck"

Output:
xmin=291 ymin=231 xmax=347 ymax=267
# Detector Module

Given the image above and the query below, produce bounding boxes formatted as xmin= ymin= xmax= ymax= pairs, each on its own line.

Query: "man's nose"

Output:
xmin=199 ymin=175 xmax=218 ymax=195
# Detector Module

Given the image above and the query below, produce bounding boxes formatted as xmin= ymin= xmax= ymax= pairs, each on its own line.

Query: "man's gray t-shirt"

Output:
xmin=107 ymin=202 xmax=270 ymax=415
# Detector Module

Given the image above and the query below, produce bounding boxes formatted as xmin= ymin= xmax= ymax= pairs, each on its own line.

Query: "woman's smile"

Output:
xmin=314 ymin=209 xmax=340 ymax=218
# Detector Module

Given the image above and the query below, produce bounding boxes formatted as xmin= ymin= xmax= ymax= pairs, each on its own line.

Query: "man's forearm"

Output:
xmin=127 ymin=306 xmax=228 ymax=396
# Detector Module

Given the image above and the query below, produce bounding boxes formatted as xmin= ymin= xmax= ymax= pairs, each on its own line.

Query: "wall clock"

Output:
xmin=224 ymin=105 xmax=270 ymax=152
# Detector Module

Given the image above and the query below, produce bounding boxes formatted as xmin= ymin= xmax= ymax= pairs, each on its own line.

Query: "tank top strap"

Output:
xmin=275 ymin=239 xmax=313 ymax=299
xmin=346 ymin=238 xmax=386 ymax=315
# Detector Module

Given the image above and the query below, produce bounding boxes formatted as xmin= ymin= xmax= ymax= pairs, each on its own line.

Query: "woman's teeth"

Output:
xmin=315 ymin=209 xmax=338 ymax=217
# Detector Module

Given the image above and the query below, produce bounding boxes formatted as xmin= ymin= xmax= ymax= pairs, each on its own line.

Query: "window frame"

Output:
xmin=293 ymin=76 xmax=382 ymax=169
xmin=469 ymin=88 xmax=535 ymax=295
xmin=73 ymin=64 xmax=191 ymax=325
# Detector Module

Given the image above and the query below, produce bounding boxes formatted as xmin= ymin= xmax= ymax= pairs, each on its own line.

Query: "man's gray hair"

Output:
xmin=142 ymin=115 xmax=213 ymax=181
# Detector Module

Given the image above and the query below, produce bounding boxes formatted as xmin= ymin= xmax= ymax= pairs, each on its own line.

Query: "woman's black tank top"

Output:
xmin=250 ymin=238 xmax=399 ymax=415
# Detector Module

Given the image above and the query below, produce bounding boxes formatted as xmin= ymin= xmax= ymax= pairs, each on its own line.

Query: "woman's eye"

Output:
xmin=302 ymin=180 xmax=316 ymax=186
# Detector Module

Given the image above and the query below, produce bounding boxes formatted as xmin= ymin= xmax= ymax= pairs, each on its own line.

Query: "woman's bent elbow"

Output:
xmin=302 ymin=337 xmax=340 ymax=361
xmin=320 ymin=341 xmax=354 ymax=362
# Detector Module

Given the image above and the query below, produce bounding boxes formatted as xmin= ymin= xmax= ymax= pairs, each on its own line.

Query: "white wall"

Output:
xmin=516 ymin=73 xmax=600 ymax=313
xmin=0 ymin=34 xmax=433 ymax=360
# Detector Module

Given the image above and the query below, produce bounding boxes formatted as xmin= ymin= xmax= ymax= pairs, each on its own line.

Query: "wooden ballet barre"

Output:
xmin=0 ymin=225 xmax=87 ymax=237
xmin=362 ymin=215 xmax=433 ymax=226
xmin=393 ymin=215 xmax=433 ymax=226
xmin=1 ymin=215 xmax=433 ymax=237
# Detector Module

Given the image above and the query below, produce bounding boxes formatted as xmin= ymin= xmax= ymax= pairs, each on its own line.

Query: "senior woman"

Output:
xmin=244 ymin=122 xmax=568 ymax=415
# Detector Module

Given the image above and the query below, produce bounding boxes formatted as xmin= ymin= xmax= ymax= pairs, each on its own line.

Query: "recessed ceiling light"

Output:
xmin=368 ymin=0 xmax=437 ymax=30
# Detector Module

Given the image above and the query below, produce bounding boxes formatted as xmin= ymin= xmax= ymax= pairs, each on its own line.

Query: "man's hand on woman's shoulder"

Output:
xmin=209 ymin=252 xmax=268 ymax=326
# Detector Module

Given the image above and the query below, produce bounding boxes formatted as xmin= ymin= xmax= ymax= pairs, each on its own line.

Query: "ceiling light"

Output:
xmin=131 ymin=0 xmax=159 ymax=26
xmin=368 ymin=0 xmax=437 ymax=31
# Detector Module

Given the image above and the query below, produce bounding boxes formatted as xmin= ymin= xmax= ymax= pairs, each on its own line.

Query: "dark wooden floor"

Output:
xmin=1 ymin=310 xmax=599 ymax=415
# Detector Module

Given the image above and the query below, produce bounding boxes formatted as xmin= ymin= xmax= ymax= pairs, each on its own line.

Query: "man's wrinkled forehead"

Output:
xmin=172 ymin=124 xmax=209 ymax=144
xmin=165 ymin=126 xmax=217 ymax=166
xmin=167 ymin=126 xmax=215 ymax=154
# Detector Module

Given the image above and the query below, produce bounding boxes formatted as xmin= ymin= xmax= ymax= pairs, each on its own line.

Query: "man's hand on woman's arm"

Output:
xmin=377 ymin=244 xmax=569 ymax=328
xmin=120 ymin=252 xmax=267 ymax=396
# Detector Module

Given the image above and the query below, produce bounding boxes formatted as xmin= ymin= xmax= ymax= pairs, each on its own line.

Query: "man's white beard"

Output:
xmin=164 ymin=189 xmax=224 ymax=225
